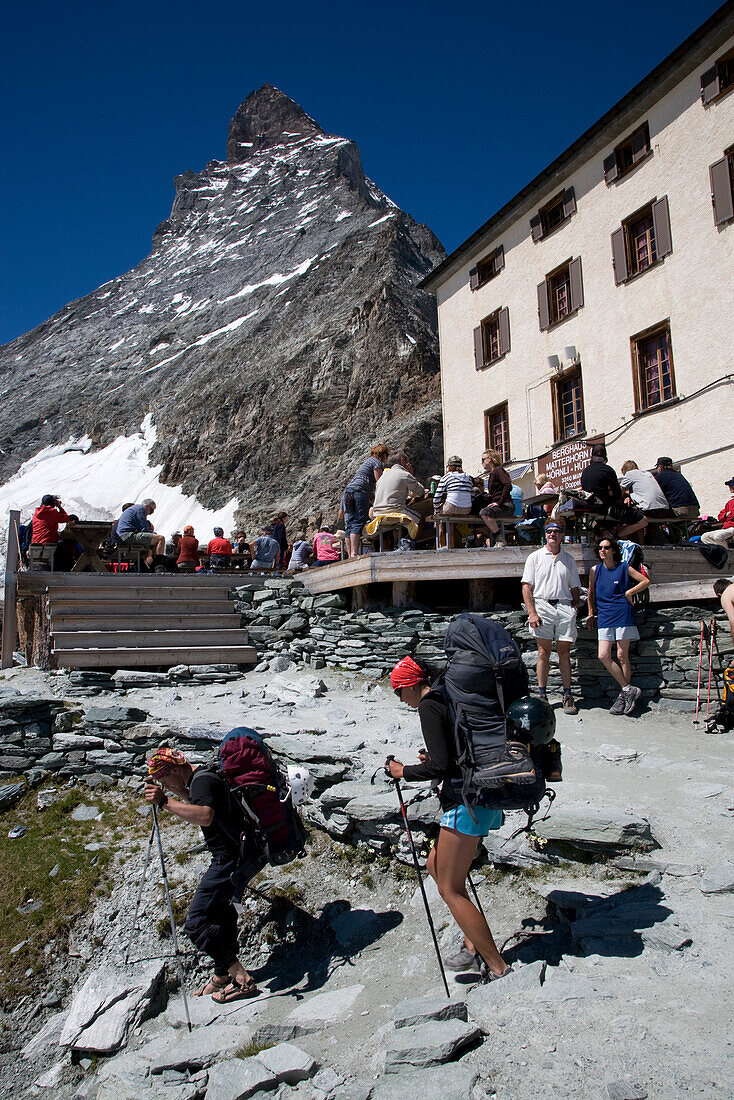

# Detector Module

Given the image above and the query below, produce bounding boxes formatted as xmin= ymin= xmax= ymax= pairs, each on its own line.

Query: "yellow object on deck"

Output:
xmin=364 ymin=512 xmax=419 ymax=540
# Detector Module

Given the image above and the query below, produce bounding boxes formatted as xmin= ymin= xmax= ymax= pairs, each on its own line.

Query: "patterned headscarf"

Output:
xmin=147 ymin=746 xmax=187 ymax=779
xmin=390 ymin=656 xmax=428 ymax=692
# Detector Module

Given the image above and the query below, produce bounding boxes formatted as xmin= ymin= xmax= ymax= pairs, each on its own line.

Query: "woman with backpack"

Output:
xmin=386 ymin=655 xmax=513 ymax=981
xmin=586 ymin=536 xmax=650 ymax=715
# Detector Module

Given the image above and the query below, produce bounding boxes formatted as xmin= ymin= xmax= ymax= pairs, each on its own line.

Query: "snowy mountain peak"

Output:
xmin=226 ymin=84 xmax=325 ymax=163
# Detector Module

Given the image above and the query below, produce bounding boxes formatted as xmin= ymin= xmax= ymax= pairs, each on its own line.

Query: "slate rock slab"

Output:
xmin=146 ymin=1024 xmax=248 ymax=1073
xmin=0 ymin=782 xmax=25 ymax=810
xmin=22 ymin=1010 xmax=67 ymax=1059
xmin=700 ymin=859 xmax=734 ymax=894
xmin=466 ymin=961 xmax=546 ymax=1030
xmin=205 ymin=1056 xmax=278 ymax=1100
xmin=533 ymin=808 xmax=656 ymax=851
xmin=383 ymin=1019 xmax=480 ymax=1072
xmin=394 ymin=995 xmax=467 ymax=1030
xmin=256 ymin=1041 xmax=318 ymax=1084
xmin=371 ymin=1063 xmax=478 ymax=1099
xmin=71 ymin=803 xmax=100 ymax=821
xmin=268 ymin=673 xmax=327 ymax=701
xmin=288 ymin=984 xmax=364 ymax=1025
xmin=60 ymin=962 xmax=164 ymax=1054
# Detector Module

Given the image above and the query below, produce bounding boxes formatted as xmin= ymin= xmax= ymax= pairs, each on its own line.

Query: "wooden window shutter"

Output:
xmin=498 ymin=307 xmax=510 ymax=356
xmin=710 ymin=157 xmax=734 ymax=225
xmin=569 ymin=258 xmax=584 ymax=312
xmin=700 ymin=65 xmax=720 ymax=105
xmin=469 ymin=266 xmax=480 ymax=291
xmin=631 ymin=123 xmax=650 ymax=164
xmin=537 ymin=280 xmax=550 ymax=330
xmin=530 ymin=214 xmax=543 ymax=242
xmin=603 ymin=152 xmax=619 ymax=184
xmin=652 ymin=196 xmax=672 ymax=258
xmin=473 ymin=325 xmax=485 ymax=369
xmin=495 ymin=245 xmax=505 ymax=273
xmin=563 ymin=188 xmax=576 ymax=219
xmin=631 ymin=341 xmax=642 ymax=412
xmin=611 ymin=227 xmax=628 ymax=284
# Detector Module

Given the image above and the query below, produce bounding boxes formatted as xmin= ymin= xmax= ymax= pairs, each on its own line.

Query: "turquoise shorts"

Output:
xmin=440 ymin=804 xmax=503 ymax=837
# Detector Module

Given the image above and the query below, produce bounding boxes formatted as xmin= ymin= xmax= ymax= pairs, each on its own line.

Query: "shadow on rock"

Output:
xmin=508 ymin=882 xmax=683 ymax=963
xmin=249 ymin=898 xmax=403 ymax=994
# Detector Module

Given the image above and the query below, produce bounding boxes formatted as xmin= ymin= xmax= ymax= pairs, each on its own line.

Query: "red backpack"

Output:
xmin=216 ymin=727 xmax=307 ymax=865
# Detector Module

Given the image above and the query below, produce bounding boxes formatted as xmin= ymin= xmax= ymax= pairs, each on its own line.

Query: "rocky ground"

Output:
xmin=1 ymin=663 xmax=733 ymax=1100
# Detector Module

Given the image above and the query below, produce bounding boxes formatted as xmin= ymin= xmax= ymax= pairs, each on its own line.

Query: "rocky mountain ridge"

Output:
xmin=0 ymin=86 xmax=445 ymax=530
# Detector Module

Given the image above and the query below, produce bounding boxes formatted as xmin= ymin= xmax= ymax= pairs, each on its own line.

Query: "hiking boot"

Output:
xmin=542 ymin=738 xmax=563 ymax=781
xmin=562 ymin=693 xmax=578 ymax=715
xmin=444 ymin=947 xmax=480 ymax=972
xmin=479 ymin=962 xmax=514 ymax=982
xmin=609 ymin=692 xmax=626 ymax=716
xmin=623 ymin=685 xmax=642 ymax=715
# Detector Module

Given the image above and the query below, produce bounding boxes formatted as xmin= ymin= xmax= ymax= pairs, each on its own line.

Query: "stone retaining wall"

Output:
xmin=232 ymin=578 xmax=731 ymax=709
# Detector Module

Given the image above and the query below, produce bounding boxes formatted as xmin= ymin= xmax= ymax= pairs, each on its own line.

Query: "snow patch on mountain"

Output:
xmin=0 ymin=416 xmax=238 ymax=564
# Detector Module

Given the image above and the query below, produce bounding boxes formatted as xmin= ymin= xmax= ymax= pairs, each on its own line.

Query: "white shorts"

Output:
xmin=531 ymin=599 xmax=578 ymax=642
xmin=597 ymin=625 xmax=639 ymax=642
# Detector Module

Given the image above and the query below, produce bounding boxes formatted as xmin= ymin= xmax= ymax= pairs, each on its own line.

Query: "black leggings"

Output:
xmin=184 ymin=854 xmax=264 ymax=976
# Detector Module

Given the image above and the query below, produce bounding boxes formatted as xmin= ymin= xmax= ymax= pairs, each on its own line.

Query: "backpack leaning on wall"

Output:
xmin=707 ymin=665 xmax=734 ymax=733
xmin=442 ymin=613 xmax=549 ymax=816
xmin=208 ymin=726 xmax=308 ymax=867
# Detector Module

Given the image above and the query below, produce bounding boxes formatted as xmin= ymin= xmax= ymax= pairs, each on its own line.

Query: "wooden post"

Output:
xmin=392 ymin=580 xmax=416 ymax=608
xmin=351 ymin=585 xmax=369 ymax=610
xmin=468 ymin=578 xmax=495 ymax=611
xmin=1 ymin=510 xmax=21 ymax=669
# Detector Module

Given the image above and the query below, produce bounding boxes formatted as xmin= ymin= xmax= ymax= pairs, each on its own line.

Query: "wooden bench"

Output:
xmin=29 ymin=544 xmax=56 ymax=571
xmin=429 ymin=514 xmax=522 ymax=549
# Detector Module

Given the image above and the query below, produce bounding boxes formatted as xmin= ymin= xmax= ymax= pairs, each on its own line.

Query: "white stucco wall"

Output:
xmin=436 ymin=32 xmax=734 ymax=513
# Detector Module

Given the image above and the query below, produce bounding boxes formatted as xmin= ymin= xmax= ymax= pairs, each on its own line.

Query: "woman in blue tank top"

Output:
xmin=587 ymin=537 xmax=650 ymax=715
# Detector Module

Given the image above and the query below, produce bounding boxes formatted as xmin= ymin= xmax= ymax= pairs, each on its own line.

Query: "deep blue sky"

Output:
xmin=0 ymin=0 xmax=724 ymax=345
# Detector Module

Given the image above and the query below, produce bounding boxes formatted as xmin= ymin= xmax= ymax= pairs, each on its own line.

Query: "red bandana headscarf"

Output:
xmin=390 ymin=656 xmax=427 ymax=691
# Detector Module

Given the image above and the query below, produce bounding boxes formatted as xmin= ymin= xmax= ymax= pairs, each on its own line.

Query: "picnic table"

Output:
xmin=522 ymin=492 xmax=560 ymax=509
xmin=64 ymin=520 xmax=112 ymax=574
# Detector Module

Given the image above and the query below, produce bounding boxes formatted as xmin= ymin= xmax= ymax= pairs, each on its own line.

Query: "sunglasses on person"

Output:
xmin=598 ymin=542 xmax=614 ymax=551
xmin=545 ymin=527 xmax=562 ymax=536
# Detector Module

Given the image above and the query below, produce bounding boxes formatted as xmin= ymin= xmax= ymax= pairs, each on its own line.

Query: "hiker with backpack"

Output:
xmin=521 ymin=519 xmax=581 ymax=714
xmin=713 ymin=578 xmax=734 ymax=650
xmin=586 ymin=536 xmax=650 ymax=715
xmin=144 ymin=745 xmax=266 ymax=1002
xmin=386 ymin=655 xmax=514 ymax=981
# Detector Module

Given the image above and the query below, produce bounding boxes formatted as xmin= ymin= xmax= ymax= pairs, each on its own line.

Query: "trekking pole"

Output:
xmin=152 ymin=807 xmax=193 ymax=1033
xmin=467 ymin=871 xmax=486 ymax=920
xmin=124 ymin=821 xmax=156 ymax=965
xmin=705 ymin=619 xmax=716 ymax=721
xmin=693 ymin=621 xmax=705 ymax=725
xmin=383 ymin=757 xmax=450 ymax=997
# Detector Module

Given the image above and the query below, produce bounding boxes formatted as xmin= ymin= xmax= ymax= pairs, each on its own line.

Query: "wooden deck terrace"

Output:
xmin=299 ymin=545 xmax=729 ymax=608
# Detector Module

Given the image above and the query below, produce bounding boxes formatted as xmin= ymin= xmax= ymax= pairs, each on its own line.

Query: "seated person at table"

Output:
xmin=476 ymin=450 xmax=513 ymax=548
xmin=166 ymin=532 xmax=182 ymax=557
xmin=177 ymin=525 xmax=199 ymax=571
xmin=250 ymin=526 xmax=281 ymax=570
xmin=271 ymin=512 xmax=289 ymax=564
xmin=516 ymin=475 xmax=556 ymax=541
xmin=312 ymin=525 xmax=341 ymax=566
xmin=231 ymin=531 xmax=248 ymax=554
xmin=580 ymin=445 xmax=646 ymax=540
xmin=116 ymin=499 xmax=166 ymax=569
xmin=701 ymin=477 xmax=734 ymax=551
xmin=31 ymin=494 xmax=69 ymax=547
xmin=652 ymin=457 xmax=700 ymax=520
xmin=207 ymin=527 xmax=233 ymax=569
xmin=288 ymin=535 xmax=313 ymax=571
xmin=619 ymin=461 xmax=670 ymax=515
xmin=373 ymin=452 xmax=426 ymax=523
xmin=434 ymin=457 xmax=475 ymax=549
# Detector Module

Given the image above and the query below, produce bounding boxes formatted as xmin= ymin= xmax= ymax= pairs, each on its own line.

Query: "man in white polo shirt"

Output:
xmin=521 ymin=520 xmax=581 ymax=715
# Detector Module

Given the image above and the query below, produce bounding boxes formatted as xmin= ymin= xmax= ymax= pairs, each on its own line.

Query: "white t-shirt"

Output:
xmin=619 ymin=469 xmax=669 ymax=511
xmin=521 ymin=546 xmax=580 ymax=601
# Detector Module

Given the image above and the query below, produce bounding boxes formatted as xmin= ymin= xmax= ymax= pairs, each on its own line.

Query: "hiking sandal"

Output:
xmin=479 ymin=963 xmax=514 ymax=982
xmin=211 ymin=977 xmax=261 ymax=1003
xmin=194 ymin=975 xmax=230 ymax=997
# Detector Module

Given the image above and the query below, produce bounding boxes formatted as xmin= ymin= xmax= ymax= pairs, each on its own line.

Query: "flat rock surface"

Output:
xmin=383 ymin=1018 xmax=480 ymax=1072
xmin=205 ymin=1057 xmax=278 ymax=1100
xmin=60 ymin=962 xmax=163 ymax=1054
xmin=371 ymin=1063 xmax=478 ymax=1099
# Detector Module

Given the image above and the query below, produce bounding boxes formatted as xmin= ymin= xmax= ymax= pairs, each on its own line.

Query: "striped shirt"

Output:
xmin=433 ymin=472 xmax=476 ymax=509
